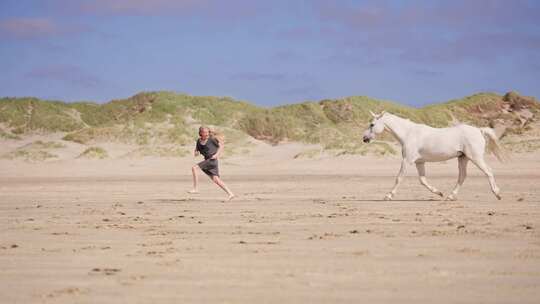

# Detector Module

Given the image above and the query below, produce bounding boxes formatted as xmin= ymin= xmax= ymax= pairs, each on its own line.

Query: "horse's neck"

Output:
xmin=382 ymin=115 xmax=415 ymax=145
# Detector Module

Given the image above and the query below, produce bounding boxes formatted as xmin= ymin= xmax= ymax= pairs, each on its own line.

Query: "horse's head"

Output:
xmin=362 ymin=111 xmax=386 ymax=143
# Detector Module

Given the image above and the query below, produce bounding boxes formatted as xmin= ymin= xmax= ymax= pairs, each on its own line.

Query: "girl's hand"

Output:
xmin=211 ymin=154 xmax=218 ymax=159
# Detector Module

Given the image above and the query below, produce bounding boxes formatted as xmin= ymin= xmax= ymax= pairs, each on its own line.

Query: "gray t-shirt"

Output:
xmin=196 ymin=137 xmax=220 ymax=159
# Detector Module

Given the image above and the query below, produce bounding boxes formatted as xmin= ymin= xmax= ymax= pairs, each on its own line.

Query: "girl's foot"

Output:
xmin=225 ymin=194 xmax=236 ymax=202
xmin=187 ymin=189 xmax=199 ymax=194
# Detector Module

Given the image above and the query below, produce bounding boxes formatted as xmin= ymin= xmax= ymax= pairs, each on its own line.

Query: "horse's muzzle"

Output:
xmin=363 ymin=136 xmax=371 ymax=143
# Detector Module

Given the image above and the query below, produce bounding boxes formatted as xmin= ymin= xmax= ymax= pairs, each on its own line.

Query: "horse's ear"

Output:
xmin=380 ymin=111 xmax=386 ymax=117
xmin=369 ymin=110 xmax=376 ymax=118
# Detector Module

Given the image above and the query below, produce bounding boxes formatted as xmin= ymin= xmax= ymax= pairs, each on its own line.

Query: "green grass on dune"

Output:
xmin=1 ymin=91 xmax=539 ymax=156
xmin=0 ymin=128 xmax=20 ymax=140
xmin=78 ymin=146 xmax=108 ymax=159
xmin=2 ymin=150 xmax=58 ymax=161
xmin=1 ymin=140 xmax=64 ymax=161
xmin=122 ymin=146 xmax=189 ymax=158
xmin=0 ymin=98 xmax=86 ymax=133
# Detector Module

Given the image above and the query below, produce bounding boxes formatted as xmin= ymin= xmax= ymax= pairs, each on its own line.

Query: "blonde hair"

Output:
xmin=209 ymin=128 xmax=225 ymax=144
xmin=199 ymin=126 xmax=224 ymax=143
xmin=199 ymin=126 xmax=209 ymax=134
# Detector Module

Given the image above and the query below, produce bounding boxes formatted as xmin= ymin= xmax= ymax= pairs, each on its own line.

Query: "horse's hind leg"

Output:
xmin=385 ymin=160 xmax=407 ymax=200
xmin=415 ymin=162 xmax=444 ymax=198
xmin=446 ymin=156 xmax=468 ymax=201
xmin=470 ymin=156 xmax=501 ymax=200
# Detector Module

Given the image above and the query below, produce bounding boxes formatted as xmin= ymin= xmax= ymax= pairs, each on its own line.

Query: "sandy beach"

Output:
xmin=3 ymin=0 xmax=540 ymax=302
xmin=1 ymin=143 xmax=539 ymax=303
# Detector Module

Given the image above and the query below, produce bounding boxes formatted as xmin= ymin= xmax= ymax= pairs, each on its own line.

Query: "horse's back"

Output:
xmin=415 ymin=124 xmax=484 ymax=162
xmin=453 ymin=124 xmax=485 ymax=140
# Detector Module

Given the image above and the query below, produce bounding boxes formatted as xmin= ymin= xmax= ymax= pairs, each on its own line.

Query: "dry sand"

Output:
xmin=1 ymin=143 xmax=539 ymax=303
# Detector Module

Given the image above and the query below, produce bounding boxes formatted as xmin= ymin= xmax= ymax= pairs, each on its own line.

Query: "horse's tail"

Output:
xmin=480 ymin=127 xmax=508 ymax=162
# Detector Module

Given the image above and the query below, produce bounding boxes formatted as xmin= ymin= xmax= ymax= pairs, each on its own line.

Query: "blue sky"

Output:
xmin=1 ymin=0 xmax=539 ymax=107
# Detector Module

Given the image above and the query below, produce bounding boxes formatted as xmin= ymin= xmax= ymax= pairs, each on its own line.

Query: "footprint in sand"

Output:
xmin=90 ymin=268 xmax=121 ymax=275
xmin=307 ymin=232 xmax=342 ymax=240
xmin=44 ymin=287 xmax=89 ymax=299
xmin=0 ymin=244 xmax=18 ymax=250
xmin=119 ymin=275 xmax=147 ymax=286
xmin=156 ymin=259 xmax=181 ymax=266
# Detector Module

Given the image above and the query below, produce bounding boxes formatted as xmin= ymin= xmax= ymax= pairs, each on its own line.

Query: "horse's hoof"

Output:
xmin=384 ymin=194 xmax=393 ymax=201
xmin=445 ymin=195 xmax=457 ymax=201
xmin=496 ymin=194 xmax=502 ymax=200
xmin=436 ymin=191 xmax=444 ymax=197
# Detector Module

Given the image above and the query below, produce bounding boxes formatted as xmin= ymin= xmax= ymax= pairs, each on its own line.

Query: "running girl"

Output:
xmin=188 ymin=126 xmax=235 ymax=201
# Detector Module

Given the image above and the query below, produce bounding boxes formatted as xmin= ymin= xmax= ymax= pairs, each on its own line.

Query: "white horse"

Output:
xmin=362 ymin=111 xmax=506 ymax=201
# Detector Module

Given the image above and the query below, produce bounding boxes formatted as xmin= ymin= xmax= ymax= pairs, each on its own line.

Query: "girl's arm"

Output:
xmin=194 ymin=141 xmax=200 ymax=157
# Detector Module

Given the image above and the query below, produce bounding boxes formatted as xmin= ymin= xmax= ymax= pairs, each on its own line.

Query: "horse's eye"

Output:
xmin=369 ymin=123 xmax=374 ymax=127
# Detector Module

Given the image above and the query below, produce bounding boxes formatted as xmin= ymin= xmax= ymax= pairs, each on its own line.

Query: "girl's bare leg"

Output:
xmin=211 ymin=176 xmax=235 ymax=200
xmin=188 ymin=165 xmax=199 ymax=193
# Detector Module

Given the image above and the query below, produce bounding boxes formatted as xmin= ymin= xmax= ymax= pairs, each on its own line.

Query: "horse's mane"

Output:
xmin=385 ymin=113 xmax=414 ymax=124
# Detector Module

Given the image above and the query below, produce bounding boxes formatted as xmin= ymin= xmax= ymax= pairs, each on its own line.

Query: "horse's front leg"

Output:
xmin=415 ymin=162 xmax=444 ymax=198
xmin=385 ymin=159 xmax=408 ymax=200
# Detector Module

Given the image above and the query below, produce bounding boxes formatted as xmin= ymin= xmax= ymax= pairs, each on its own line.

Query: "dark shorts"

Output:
xmin=198 ymin=159 xmax=219 ymax=177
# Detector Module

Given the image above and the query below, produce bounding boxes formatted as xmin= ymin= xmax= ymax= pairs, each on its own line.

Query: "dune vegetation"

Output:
xmin=0 ymin=91 xmax=539 ymax=159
